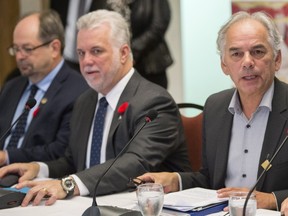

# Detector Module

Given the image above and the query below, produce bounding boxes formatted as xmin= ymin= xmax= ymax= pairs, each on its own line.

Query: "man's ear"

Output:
xmin=221 ymin=58 xmax=230 ymax=75
xmin=120 ymin=44 xmax=130 ymax=63
xmin=50 ymin=39 xmax=61 ymax=58
xmin=274 ymin=50 xmax=282 ymax=72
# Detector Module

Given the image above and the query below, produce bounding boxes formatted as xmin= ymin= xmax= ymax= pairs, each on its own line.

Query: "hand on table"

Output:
xmin=217 ymin=187 xmax=277 ymax=210
xmin=0 ymin=162 xmax=39 ymax=182
xmin=136 ymin=172 xmax=180 ymax=193
xmin=16 ymin=179 xmax=66 ymax=206
xmin=281 ymin=197 xmax=288 ymax=216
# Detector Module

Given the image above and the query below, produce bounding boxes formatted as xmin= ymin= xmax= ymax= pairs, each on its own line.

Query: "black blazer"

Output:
xmin=0 ymin=62 xmax=89 ymax=163
xmin=180 ymin=78 xmax=288 ymax=208
xmin=129 ymin=0 xmax=173 ymax=75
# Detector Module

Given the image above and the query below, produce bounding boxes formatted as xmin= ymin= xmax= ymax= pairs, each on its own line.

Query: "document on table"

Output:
xmin=164 ymin=187 xmax=228 ymax=212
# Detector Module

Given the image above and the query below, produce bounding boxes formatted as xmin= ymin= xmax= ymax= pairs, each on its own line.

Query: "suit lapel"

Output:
xmin=0 ymin=79 xmax=28 ymax=148
xmin=7 ymin=80 xmax=28 ymax=124
xmin=77 ymin=90 xmax=98 ymax=170
xmin=105 ymin=72 xmax=140 ymax=159
xmin=213 ymin=109 xmax=233 ymax=188
xmin=257 ymin=79 xmax=288 ymax=189
xmin=24 ymin=63 xmax=69 ymax=144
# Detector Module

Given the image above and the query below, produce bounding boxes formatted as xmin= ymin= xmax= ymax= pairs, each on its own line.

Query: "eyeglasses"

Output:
xmin=8 ymin=40 xmax=53 ymax=56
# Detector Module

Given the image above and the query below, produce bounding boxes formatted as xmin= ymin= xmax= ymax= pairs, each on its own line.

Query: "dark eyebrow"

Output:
xmin=90 ymin=46 xmax=103 ymax=50
xmin=228 ymin=47 xmax=240 ymax=52
xmin=251 ymin=44 xmax=266 ymax=49
xmin=228 ymin=44 xmax=266 ymax=52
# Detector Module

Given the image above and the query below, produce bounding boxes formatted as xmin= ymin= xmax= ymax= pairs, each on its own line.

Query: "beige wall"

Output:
xmin=0 ymin=0 xmax=19 ymax=88
xmin=0 ymin=0 xmax=48 ymax=88
xmin=166 ymin=0 xmax=183 ymax=103
xmin=19 ymin=0 xmax=49 ymax=15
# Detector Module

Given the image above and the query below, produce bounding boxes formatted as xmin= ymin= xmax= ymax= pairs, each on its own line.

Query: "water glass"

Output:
xmin=229 ymin=192 xmax=257 ymax=216
xmin=136 ymin=183 xmax=164 ymax=216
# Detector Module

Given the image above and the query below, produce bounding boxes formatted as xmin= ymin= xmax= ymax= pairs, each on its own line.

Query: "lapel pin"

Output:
xmin=41 ymin=98 xmax=48 ymax=104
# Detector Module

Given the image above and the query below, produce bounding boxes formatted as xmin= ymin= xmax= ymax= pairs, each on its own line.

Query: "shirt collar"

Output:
xmin=29 ymin=59 xmax=64 ymax=92
xmin=228 ymin=81 xmax=274 ymax=114
xmin=98 ymin=68 xmax=135 ymax=111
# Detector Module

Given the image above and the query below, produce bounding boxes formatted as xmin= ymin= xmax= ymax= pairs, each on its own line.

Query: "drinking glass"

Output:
xmin=229 ymin=192 xmax=257 ymax=216
xmin=136 ymin=183 xmax=164 ymax=216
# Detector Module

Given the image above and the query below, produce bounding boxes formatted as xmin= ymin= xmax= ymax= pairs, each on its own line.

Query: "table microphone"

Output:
xmin=0 ymin=98 xmax=37 ymax=143
xmin=82 ymin=109 xmax=158 ymax=216
xmin=242 ymin=134 xmax=288 ymax=216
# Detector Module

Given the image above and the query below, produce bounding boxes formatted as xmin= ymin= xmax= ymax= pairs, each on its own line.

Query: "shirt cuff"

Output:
xmin=176 ymin=172 xmax=183 ymax=191
xmin=272 ymin=192 xmax=279 ymax=211
xmin=36 ymin=162 xmax=49 ymax=178
xmin=71 ymin=174 xmax=89 ymax=196
xmin=4 ymin=151 xmax=9 ymax=165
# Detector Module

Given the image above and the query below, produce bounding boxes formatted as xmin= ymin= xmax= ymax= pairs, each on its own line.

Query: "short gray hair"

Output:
xmin=217 ymin=11 xmax=282 ymax=59
xmin=76 ymin=9 xmax=131 ymax=48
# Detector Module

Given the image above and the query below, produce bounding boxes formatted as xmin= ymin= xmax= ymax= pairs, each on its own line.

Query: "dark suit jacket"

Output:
xmin=180 ymin=78 xmax=288 ymax=208
xmin=46 ymin=71 xmax=192 ymax=196
xmin=0 ymin=62 xmax=89 ymax=163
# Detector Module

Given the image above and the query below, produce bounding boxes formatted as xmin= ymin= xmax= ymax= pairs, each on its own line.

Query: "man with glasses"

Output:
xmin=0 ymin=10 xmax=88 ymax=166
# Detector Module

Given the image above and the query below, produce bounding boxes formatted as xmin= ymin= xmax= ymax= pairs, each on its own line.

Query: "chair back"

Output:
xmin=178 ymin=103 xmax=203 ymax=171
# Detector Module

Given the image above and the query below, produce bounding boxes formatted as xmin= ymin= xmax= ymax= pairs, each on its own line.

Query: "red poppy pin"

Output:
xmin=33 ymin=97 xmax=47 ymax=118
xmin=117 ymin=102 xmax=129 ymax=119
xmin=33 ymin=107 xmax=40 ymax=118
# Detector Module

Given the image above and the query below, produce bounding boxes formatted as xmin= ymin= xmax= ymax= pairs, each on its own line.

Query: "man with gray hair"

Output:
xmin=0 ymin=9 xmax=191 ymax=205
xmin=137 ymin=11 xmax=288 ymax=211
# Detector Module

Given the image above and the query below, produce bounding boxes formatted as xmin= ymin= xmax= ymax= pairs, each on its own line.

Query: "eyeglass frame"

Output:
xmin=8 ymin=40 xmax=53 ymax=56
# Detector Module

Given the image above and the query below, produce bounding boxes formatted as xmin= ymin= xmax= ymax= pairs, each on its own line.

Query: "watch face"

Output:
xmin=65 ymin=180 xmax=73 ymax=188
xmin=63 ymin=178 xmax=75 ymax=191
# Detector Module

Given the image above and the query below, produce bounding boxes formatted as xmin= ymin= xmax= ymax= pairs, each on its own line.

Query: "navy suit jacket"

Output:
xmin=180 ymin=78 xmax=288 ymax=208
xmin=46 ymin=71 xmax=192 ymax=196
xmin=0 ymin=62 xmax=89 ymax=163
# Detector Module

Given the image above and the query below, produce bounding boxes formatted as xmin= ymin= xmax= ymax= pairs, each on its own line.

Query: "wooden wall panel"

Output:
xmin=0 ymin=0 xmax=19 ymax=88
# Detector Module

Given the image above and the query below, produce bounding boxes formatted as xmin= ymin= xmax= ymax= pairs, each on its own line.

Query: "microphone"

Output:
xmin=0 ymin=98 xmax=37 ymax=143
xmin=82 ymin=109 xmax=158 ymax=216
xmin=242 ymin=133 xmax=288 ymax=216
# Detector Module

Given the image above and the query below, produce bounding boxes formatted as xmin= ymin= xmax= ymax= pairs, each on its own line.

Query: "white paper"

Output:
xmin=164 ymin=187 xmax=228 ymax=211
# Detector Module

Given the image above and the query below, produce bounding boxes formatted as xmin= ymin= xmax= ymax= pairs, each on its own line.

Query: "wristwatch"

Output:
xmin=61 ymin=176 xmax=76 ymax=199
